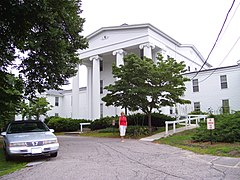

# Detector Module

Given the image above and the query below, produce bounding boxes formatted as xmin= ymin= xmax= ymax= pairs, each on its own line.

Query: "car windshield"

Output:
xmin=7 ymin=121 xmax=49 ymax=134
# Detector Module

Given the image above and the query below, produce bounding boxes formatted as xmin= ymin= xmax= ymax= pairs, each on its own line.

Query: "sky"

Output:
xmin=65 ymin=0 xmax=240 ymax=88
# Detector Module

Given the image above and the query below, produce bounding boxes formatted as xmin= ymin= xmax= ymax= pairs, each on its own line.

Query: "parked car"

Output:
xmin=1 ymin=120 xmax=59 ymax=161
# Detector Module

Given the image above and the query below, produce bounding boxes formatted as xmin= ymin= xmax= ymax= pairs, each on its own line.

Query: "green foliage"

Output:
xmin=90 ymin=116 xmax=116 ymax=131
xmin=0 ymin=147 xmax=27 ymax=176
xmin=0 ymin=74 xmax=24 ymax=130
xmin=89 ymin=113 xmax=174 ymax=132
xmin=47 ymin=117 xmax=90 ymax=132
xmin=30 ymin=97 xmax=53 ymax=120
xmin=127 ymin=113 xmax=174 ymax=127
xmin=192 ymin=112 xmax=240 ymax=143
xmin=102 ymin=53 xmax=190 ymax=130
xmin=18 ymin=97 xmax=52 ymax=120
xmin=127 ymin=126 xmax=149 ymax=137
xmin=0 ymin=0 xmax=88 ymax=97
xmin=156 ymin=129 xmax=240 ymax=157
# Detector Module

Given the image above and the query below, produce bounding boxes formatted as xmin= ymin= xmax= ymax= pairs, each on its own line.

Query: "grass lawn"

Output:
xmin=155 ymin=129 xmax=240 ymax=158
xmin=0 ymin=141 xmax=27 ymax=177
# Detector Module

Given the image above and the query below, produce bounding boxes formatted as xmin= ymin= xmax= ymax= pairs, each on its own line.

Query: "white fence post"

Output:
xmin=173 ymin=122 xmax=176 ymax=133
xmin=165 ymin=122 xmax=169 ymax=135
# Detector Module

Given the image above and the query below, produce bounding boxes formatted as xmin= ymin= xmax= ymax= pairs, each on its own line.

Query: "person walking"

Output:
xmin=119 ymin=111 xmax=127 ymax=142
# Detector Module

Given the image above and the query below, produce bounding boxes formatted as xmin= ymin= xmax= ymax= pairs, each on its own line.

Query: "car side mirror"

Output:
xmin=49 ymin=129 xmax=55 ymax=133
xmin=1 ymin=132 xmax=6 ymax=136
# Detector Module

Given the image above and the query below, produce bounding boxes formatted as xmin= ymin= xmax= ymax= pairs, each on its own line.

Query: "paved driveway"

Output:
xmin=1 ymin=136 xmax=240 ymax=180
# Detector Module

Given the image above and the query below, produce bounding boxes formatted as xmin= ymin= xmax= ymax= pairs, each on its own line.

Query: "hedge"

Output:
xmin=192 ymin=111 xmax=240 ymax=143
xmin=46 ymin=116 xmax=90 ymax=132
xmin=90 ymin=113 xmax=174 ymax=130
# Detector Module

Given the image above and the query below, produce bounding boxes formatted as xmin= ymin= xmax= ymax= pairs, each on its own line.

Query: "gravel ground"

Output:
xmin=1 ymin=135 xmax=240 ymax=180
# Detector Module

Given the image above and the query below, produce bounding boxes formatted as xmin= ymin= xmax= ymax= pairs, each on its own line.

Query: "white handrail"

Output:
xmin=80 ymin=123 xmax=91 ymax=132
xmin=165 ymin=115 xmax=207 ymax=135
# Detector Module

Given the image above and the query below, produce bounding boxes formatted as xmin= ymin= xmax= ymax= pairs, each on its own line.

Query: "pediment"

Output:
xmin=86 ymin=25 xmax=149 ymax=50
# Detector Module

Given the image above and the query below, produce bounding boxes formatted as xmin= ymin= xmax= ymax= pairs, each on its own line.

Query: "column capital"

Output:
xmin=112 ymin=49 xmax=127 ymax=56
xmin=89 ymin=55 xmax=102 ymax=61
xmin=139 ymin=43 xmax=155 ymax=50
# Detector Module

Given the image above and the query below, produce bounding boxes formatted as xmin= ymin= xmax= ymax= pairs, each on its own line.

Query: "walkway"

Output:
xmin=140 ymin=124 xmax=197 ymax=141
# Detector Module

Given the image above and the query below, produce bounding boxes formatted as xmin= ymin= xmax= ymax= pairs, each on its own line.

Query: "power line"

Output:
xmin=199 ymin=35 xmax=240 ymax=84
xmin=191 ymin=0 xmax=236 ymax=80
xmin=218 ymin=0 xmax=240 ymax=42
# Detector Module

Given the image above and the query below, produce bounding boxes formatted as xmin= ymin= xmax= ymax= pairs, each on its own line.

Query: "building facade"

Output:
xmin=34 ymin=24 xmax=240 ymax=120
xmin=71 ymin=23 xmax=211 ymax=120
xmin=181 ymin=64 xmax=240 ymax=115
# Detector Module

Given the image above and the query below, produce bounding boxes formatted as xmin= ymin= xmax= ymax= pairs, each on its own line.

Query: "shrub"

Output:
xmin=90 ymin=116 xmax=117 ymax=130
xmin=127 ymin=113 xmax=174 ymax=127
xmin=90 ymin=113 xmax=174 ymax=131
xmin=192 ymin=112 xmax=240 ymax=143
xmin=127 ymin=126 xmax=149 ymax=137
xmin=47 ymin=117 xmax=90 ymax=132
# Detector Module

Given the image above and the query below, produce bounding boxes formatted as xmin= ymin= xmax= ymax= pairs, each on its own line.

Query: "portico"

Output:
xmin=72 ymin=43 xmax=156 ymax=120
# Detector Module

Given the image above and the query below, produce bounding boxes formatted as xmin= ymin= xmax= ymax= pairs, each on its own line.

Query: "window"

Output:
xmin=100 ymin=60 xmax=103 ymax=71
xmin=192 ymin=79 xmax=199 ymax=92
xmin=100 ymin=103 xmax=103 ymax=118
xmin=55 ymin=113 xmax=59 ymax=117
xmin=194 ymin=102 xmax=201 ymax=112
xmin=100 ymin=80 xmax=103 ymax=94
xmin=220 ymin=75 xmax=228 ymax=89
xmin=188 ymin=66 xmax=190 ymax=71
xmin=222 ymin=99 xmax=230 ymax=114
xmin=55 ymin=97 xmax=59 ymax=106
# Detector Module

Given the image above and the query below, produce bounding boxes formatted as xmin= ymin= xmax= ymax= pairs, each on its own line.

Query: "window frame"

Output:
xmin=55 ymin=97 xmax=59 ymax=106
xmin=192 ymin=79 xmax=199 ymax=92
xmin=193 ymin=102 xmax=201 ymax=112
xmin=220 ymin=75 xmax=228 ymax=89
xmin=222 ymin=99 xmax=230 ymax=114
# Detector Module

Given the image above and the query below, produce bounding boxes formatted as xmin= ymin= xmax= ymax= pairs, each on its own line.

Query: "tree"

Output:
xmin=19 ymin=97 xmax=53 ymax=120
xmin=30 ymin=97 xmax=53 ymax=120
xmin=19 ymin=100 xmax=30 ymax=120
xmin=0 ymin=73 xmax=23 ymax=130
xmin=0 ymin=0 xmax=88 ymax=97
xmin=102 ymin=53 xmax=190 ymax=131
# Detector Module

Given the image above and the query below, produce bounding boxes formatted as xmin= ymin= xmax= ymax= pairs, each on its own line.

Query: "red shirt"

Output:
xmin=119 ymin=116 xmax=127 ymax=126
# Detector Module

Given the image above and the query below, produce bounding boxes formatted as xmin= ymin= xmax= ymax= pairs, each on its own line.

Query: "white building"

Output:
xmin=71 ymin=23 xmax=211 ymax=120
xmin=39 ymin=24 xmax=240 ymax=120
xmin=181 ymin=63 xmax=240 ymax=115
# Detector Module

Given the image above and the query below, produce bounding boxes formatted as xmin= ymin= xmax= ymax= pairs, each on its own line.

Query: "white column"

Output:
xmin=113 ymin=49 xmax=126 ymax=67
xmin=139 ymin=43 xmax=155 ymax=59
xmin=112 ymin=49 xmax=126 ymax=116
xmin=86 ymin=65 xmax=92 ymax=120
xmin=90 ymin=55 xmax=102 ymax=120
xmin=72 ymin=65 xmax=80 ymax=119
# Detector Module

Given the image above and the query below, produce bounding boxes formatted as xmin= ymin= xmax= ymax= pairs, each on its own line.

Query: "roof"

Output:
xmin=183 ymin=64 xmax=240 ymax=76
xmin=86 ymin=23 xmax=210 ymax=67
xmin=45 ymin=87 xmax=87 ymax=96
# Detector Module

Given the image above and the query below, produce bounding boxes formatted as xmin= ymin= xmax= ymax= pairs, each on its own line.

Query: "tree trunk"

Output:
xmin=147 ymin=113 xmax=152 ymax=132
xmin=124 ymin=107 xmax=128 ymax=115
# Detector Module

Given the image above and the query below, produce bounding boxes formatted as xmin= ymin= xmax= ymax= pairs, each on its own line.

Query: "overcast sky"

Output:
xmin=81 ymin=0 xmax=240 ymax=67
xmin=66 ymin=0 xmax=240 ymax=88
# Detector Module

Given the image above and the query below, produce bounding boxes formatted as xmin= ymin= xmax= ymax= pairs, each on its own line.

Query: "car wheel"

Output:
xmin=50 ymin=152 xmax=58 ymax=157
xmin=4 ymin=149 xmax=12 ymax=161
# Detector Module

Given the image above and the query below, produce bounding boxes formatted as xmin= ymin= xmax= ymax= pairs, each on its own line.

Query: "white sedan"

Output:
xmin=1 ymin=120 xmax=59 ymax=161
